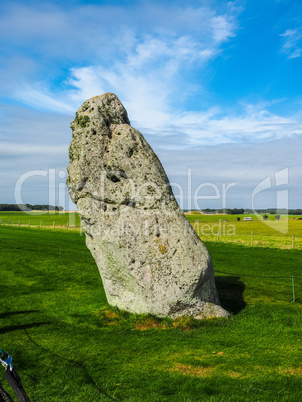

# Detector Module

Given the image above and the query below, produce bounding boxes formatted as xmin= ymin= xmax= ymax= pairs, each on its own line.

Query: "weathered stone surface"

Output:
xmin=67 ymin=93 xmax=228 ymax=319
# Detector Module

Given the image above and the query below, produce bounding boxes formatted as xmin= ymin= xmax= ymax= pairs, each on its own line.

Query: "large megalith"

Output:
xmin=67 ymin=93 xmax=228 ymax=319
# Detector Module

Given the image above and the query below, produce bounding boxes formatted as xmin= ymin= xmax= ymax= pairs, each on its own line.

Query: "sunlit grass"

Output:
xmin=1 ymin=225 xmax=302 ymax=400
xmin=186 ymin=214 xmax=302 ymax=250
xmin=1 ymin=212 xmax=302 ymax=251
xmin=0 ymin=211 xmax=80 ymax=228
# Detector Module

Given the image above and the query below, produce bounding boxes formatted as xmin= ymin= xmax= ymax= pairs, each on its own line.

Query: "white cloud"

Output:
xmin=63 ymin=63 xmax=302 ymax=145
xmin=0 ymin=104 xmax=72 ymax=143
xmin=0 ymin=142 xmax=67 ymax=156
xmin=173 ymin=107 xmax=302 ymax=145
xmin=0 ymin=2 xmax=236 ymax=62
xmin=18 ymin=87 xmax=75 ymax=113
xmin=211 ymin=15 xmax=236 ymax=42
xmin=159 ymin=137 xmax=301 ymax=209
xmin=1 ymin=103 xmax=300 ymax=209
xmin=0 ymin=105 xmax=71 ymax=205
xmin=127 ymin=35 xmax=217 ymax=69
xmin=1 ymin=1 xmax=301 ymax=208
xmin=1 ymin=1 xmax=237 ymax=117
xmin=280 ymin=27 xmax=302 ymax=59
xmin=14 ymin=59 xmax=302 ymax=147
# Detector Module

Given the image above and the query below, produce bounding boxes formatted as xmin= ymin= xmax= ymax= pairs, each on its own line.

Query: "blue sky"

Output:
xmin=0 ymin=0 xmax=301 ymax=209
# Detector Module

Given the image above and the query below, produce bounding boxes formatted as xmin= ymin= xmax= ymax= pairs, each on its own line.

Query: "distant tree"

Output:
xmin=288 ymin=209 xmax=302 ymax=215
xmin=263 ymin=215 xmax=268 ymax=221
xmin=275 ymin=214 xmax=280 ymax=220
xmin=227 ymin=208 xmax=244 ymax=215
xmin=0 ymin=204 xmax=63 ymax=212
xmin=0 ymin=204 xmax=27 ymax=211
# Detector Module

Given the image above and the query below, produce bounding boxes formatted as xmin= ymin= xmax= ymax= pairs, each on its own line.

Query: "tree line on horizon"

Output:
xmin=0 ymin=204 xmax=64 ymax=211
xmin=1 ymin=204 xmax=301 ymax=215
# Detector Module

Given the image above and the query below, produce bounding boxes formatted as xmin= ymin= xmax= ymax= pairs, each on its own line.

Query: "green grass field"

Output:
xmin=1 ymin=225 xmax=302 ymax=401
xmin=186 ymin=214 xmax=302 ymax=250
xmin=1 ymin=212 xmax=302 ymax=250
xmin=0 ymin=211 xmax=80 ymax=228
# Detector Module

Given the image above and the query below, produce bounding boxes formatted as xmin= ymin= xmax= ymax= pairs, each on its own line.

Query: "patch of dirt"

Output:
xmin=227 ymin=371 xmax=241 ymax=378
xmin=135 ymin=318 xmax=168 ymax=330
xmin=279 ymin=366 xmax=302 ymax=376
xmin=104 ymin=310 xmax=118 ymax=318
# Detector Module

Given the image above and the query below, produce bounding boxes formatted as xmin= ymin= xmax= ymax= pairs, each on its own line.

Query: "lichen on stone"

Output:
xmin=74 ymin=112 xmax=90 ymax=128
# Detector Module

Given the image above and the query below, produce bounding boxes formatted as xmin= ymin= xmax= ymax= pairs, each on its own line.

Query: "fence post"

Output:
xmin=19 ymin=219 xmax=20 ymax=227
xmin=29 ymin=220 xmax=30 ymax=227
xmin=67 ymin=222 xmax=69 ymax=231
xmin=291 ymin=276 xmax=295 ymax=302
xmin=40 ymin=220 xmax=42 ymax=228
xmin=251 ymin=231 xmax=253 ymax=246
xmin=292 ymin=235 xmax=295 ymax=249
xmin=53 ymin=221 xmax=55 ymax=229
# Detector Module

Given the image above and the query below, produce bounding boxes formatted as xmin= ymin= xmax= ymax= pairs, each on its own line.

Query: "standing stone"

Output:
xmin=67 ymin=93 xmax=228 ymax=319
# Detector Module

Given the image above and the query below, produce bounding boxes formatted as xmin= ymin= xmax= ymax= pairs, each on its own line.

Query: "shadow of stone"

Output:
xmin=0 ymin=310 xmax=39 ymax=319
xmin=215 ymin=276 xmax=246 ymax=315
xmin=0 ymin=322 xmax=51 ymax=335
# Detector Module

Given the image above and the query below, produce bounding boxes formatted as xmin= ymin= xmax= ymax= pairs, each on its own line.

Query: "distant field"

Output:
xmin=185 ymin=212 xmax=301 ymax=222
xmin=0 ymin=211 xmax=80 ymax=227
xmin=1 ymin=225 xmax=302 ymax=401
xmin=1 ymin=211 xmax=302 ymax=249
xmin=185 ymin=214 xmax=302 ymax=250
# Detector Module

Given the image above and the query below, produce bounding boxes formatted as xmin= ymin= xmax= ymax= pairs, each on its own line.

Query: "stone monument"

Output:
xmin=67 ymin=93 xmax=228 ymax=319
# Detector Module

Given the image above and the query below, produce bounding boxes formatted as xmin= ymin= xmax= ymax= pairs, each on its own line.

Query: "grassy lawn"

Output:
xmin=1 ymin=225 xmax=302 ymax=401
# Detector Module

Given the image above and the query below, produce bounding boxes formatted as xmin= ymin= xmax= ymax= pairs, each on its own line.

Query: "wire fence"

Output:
xmin=0 ymin=219 xmax=80 ymax=231
xmin=197 ymin=229 xmax=302 ymax=250
xmin=1 ymin=219 xmax=302 ymax=252
xmin=0 ymin=229 xmax=301 ymax=304
xmin=215 ymin=269 xmax=302 ymax=303
xmin=188 ymin=218 xmax=302 ymax=249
